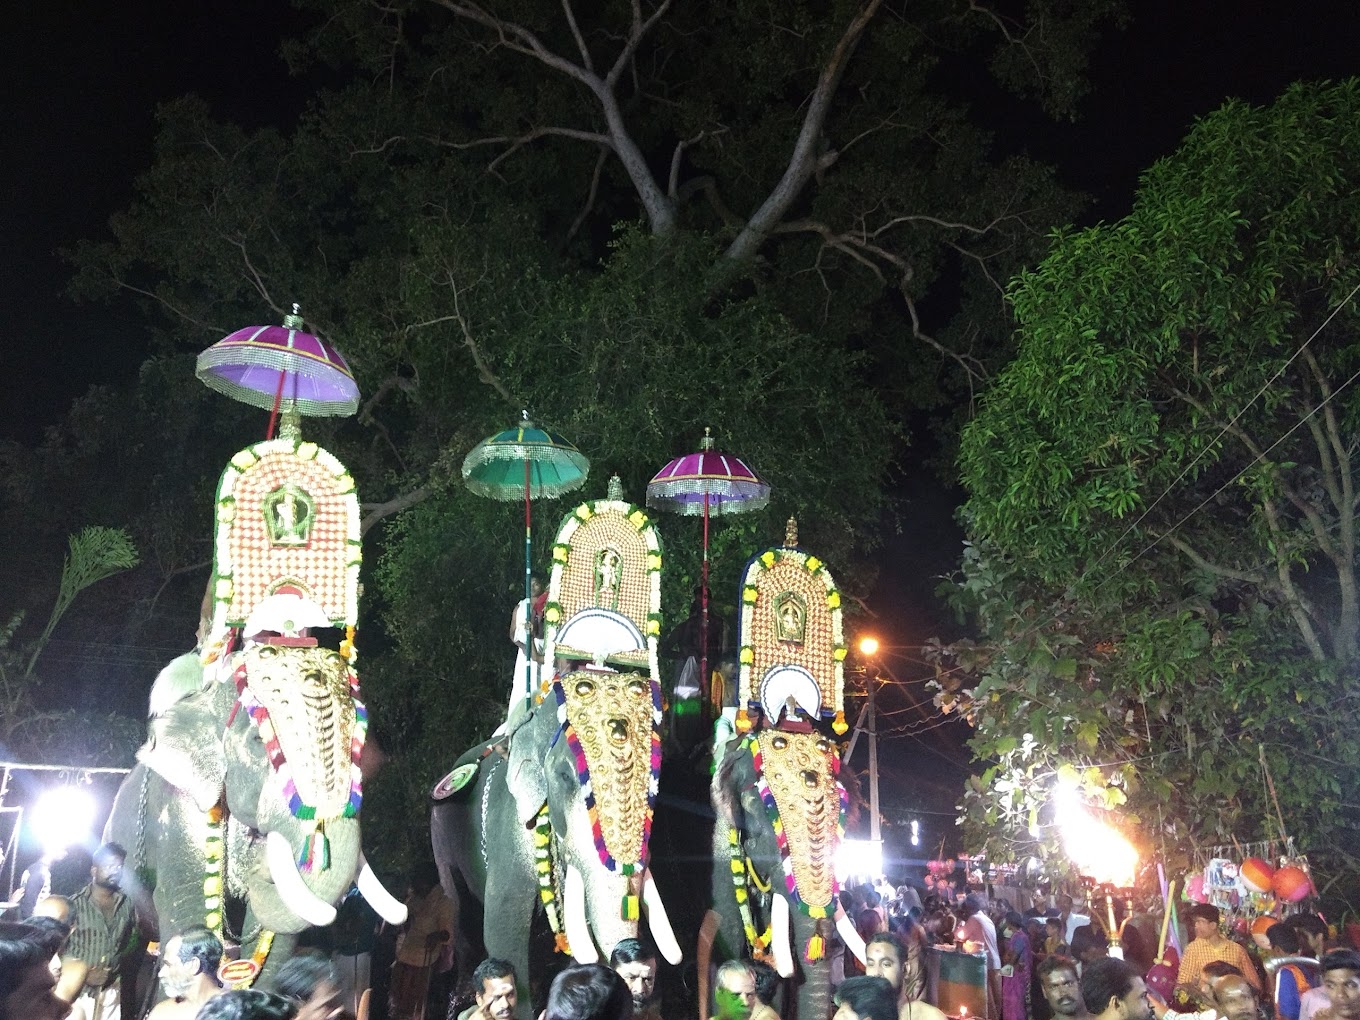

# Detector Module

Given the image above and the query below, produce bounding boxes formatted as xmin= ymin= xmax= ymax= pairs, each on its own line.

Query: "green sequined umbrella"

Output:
xmin=463 ymin=415 xmax=590 ymax=702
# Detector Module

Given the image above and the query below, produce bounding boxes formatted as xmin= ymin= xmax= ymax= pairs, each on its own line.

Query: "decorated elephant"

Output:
xmin=107 ymin=429 xmax=404 ymax=985
xmin=431 ymin=482 xmax=681 ymax=1013
xmin=705 ymin=520 xmax=864 ymax=1020
xmin=107 ymin=647 xmax=403 ymax=981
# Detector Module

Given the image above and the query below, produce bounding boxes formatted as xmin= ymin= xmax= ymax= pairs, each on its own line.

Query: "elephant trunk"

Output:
xmin=791 ymin=906 xmax=834 ymax=1020
xmin=571 ymin=862 xmax=682 ymax=966
xmin=248 ymin=816 xmax=361 ymax=933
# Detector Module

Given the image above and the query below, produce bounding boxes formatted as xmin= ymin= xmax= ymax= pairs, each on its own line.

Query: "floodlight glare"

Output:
xmin=858 ymin=636 xmax=879 ymax=656
xmin=836 ymin=838 xmax=884 ymax=881
xmin=30 ymin=786 xmax=97 ymax=856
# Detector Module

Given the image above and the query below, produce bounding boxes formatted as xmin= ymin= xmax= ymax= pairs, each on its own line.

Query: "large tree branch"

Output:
xmin=567 ymin=146 xmax=609 ymax=243
xmin=426 ymin=0 xmax=676 ymax=231
xmin=668 ymin=127 xmax=728 ymax=200
xmin=607 ymin=0 xmax=674 ymax=89
xmin=725 ymin=0 xmax=884 ymax=262
xmin=361 ymin=487 xmax=430 ymax=535
xmin=1260 ymin=496 xmax=1328 ymax=661
xmin=561 ymin=0 xmax=595 ymax=72
xmin=1164 ymin=536 xmax=1268 ymax=585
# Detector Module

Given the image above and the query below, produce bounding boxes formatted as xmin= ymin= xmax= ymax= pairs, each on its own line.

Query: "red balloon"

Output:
xmin=1240 ymin=857 xmax=1275 ymax=893
xmin=1272 ymin=865 xmax=1313 ymax=903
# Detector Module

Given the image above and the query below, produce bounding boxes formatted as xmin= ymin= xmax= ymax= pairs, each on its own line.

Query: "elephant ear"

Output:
xmin=138 ymin=680 xmax=230 ymax=812
xmin=506 ymin=702 xmax=553 ymax=828
xmin=712 ymin=741 xmax=757 ymax=830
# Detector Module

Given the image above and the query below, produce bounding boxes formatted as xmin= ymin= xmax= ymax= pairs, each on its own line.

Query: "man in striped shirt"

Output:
xmin=1176 ymin=904 xmax=1262 ymax=994
xmin=59 ymin=845 xmax=137 ymax=1020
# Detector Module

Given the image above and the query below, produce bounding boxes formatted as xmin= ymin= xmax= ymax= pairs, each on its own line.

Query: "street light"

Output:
xmin=858 ymin=635 xmax=880 ymax=657
xmin=854 ymin=636 xmax=881 ymax=846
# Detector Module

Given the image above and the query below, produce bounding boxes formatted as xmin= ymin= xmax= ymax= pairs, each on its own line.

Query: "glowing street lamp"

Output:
xmin=858 ymin=635 xmax=880 ymax=657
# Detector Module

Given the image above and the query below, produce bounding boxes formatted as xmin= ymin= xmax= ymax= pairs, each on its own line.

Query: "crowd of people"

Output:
xmin=4 ymin=847 xmax=1360 ymax=1020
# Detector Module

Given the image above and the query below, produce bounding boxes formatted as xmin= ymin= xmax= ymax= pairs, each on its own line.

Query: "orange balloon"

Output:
xmin=1240 ymin=857 xmax=1275 ymax=893
xmin=1272 ymin=865 xmax=1313 ymax=903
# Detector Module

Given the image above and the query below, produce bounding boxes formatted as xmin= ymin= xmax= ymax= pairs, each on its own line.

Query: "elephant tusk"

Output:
xmin=835 ymin=903 xmax=867 ymax=964
xmin=563 ymin=865 xmax=600 ymax=964
xmin=265 ymin=831 xmax=338 ymax=928
xmin=770 ymin=893 xmax=795 ymax=978
xmin=358 ymin=854 xmax=408 ymax=925
xmin=641 ymin=869 xmax=683 ymax=965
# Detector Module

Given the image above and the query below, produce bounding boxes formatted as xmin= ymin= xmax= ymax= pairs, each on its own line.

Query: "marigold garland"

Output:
xmin=533 ymin=803 xmax=570 ymax=955
xmin=728 ymin=825 xmax=772 ymax=959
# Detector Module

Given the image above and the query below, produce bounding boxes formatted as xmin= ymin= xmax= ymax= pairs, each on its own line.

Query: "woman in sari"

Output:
xmin=1002 ymin=910 xmax=1034 ymax=1020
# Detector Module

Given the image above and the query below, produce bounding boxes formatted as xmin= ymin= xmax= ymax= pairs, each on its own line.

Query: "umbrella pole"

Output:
xmin=265 ymin=373 xmax=287 ymax=439
xmin=701 ymin=491 xmax=710 ymax=712
xmin=524 ymin=458 xmax=533 ymax=709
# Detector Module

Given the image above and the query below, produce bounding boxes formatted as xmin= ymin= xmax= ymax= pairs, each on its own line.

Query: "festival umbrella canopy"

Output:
xmin=463 ymin=413 xmax=591 ymax=698
xmin=647 ymin=427 xmax=770 ymax=698
xmin=196 ymin=304 xmax=361 ymax=435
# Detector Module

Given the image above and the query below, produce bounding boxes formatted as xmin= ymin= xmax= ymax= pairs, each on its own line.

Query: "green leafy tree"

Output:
xmin=58 ymin=0 xmax=1119 ymax=865
xmin=942 ymin=79 xmax=1360 ymax=885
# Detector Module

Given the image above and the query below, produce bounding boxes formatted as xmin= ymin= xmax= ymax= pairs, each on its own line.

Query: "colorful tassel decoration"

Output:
xmin=805 ymin=934 xmax=825 ymax=961
xmin=621 ymin=894 xmax=641 ymax=921
xmin=832 ymin=710 xmax=848 ymax=735
xmin=298 ymin=821 xmax=330 ymax=873
xmin=736 ymin=708 xmax=752 ymax=732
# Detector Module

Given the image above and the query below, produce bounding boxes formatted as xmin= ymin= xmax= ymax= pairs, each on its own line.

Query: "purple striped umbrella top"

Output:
xmin=646 ymin=428 xmax=770 ymax=516
xmin=196 ymin=307 xmax=360 ymax=417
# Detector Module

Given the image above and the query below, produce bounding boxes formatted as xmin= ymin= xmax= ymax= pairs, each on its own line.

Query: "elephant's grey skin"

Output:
xmin=710 ymin=740 xmax=833 ymax=1020
xmin=106 ymin=656 xmax=362 ymax=984
xmin=432 ymin=685 xmax=667 ymax=1019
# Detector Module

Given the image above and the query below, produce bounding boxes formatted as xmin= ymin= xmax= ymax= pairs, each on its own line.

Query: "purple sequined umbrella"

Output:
xmin=196 ymin=304 xmax=360 ymax=433
xmin=647 ymin=428 xmax=770 ymax=699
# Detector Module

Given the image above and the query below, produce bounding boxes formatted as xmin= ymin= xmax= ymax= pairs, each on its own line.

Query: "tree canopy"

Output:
xmin=12 ymin=0 xmax=1126 ymax=863
xmin=943 ymin=79 xmax=1360 ymax=884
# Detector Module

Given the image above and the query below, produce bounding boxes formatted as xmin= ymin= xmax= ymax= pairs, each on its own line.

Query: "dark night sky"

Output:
xmin=3 ymin=1 xmax=1359 ymax=836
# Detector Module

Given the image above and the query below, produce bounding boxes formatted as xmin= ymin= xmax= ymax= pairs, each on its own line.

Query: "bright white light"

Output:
xmin=911 ymin=819 xmax=920 ymax=847
xmin=1053 ymin=777 xmax=1137 ymax=886
xmin=30 ymin=786 xmax=97 ymax=856
xmin=836 ymin=838 xmax=884 ymax=881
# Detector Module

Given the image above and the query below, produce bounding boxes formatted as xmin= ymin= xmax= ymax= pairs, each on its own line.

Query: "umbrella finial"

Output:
xmin=284 ymin=303 xmax=304 ymax=330
xmin=785 ymin=517 xmax=799 ymax=547
xmin=521 ymin=409 xmax=531 ymax=423
xmin=700 ymin=426 xmax=715 ymax=451
xmin=607 ymin=474 xmax=624 ymax=501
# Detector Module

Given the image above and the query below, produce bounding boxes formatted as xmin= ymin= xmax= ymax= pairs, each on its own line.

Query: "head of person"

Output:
xmin=1071 ymin=924 xmax=1109 ymax=964
xmin=1320 ymin=949 xmax=1360 ymax=1020
xmin=1081 ymin=957 xmax=1152 ymax=1020
xmin=18 ymin=917 xmax=70 ymax=960
xmin=1211 ymin=975 xmax=1260 ymax=1020
xmin=545 ymin=964 xmax=630 ymax=1020
xmin=1199 ymin=962 xmax=1243 ymax=998
xmin=715 ymin=960 xmax=757 ymax=1020
xmin=28 ymin=898 xmax=71 ymax=926
xmin=609 ymin=939 xmax=657 ymax=1011
xmin=833 ymin=976 xmax=898 ymax=1020
xmin=0 ymin=923 xmax=70 ymax=1020
xmin=1185 ymin=903 xmax=1220 ymax=942
xmin=1004 ymin=911 xmax=1025 ymax=938
xmin=749 ymin=960 xmax=779 ymax=1008
xmin=1289 ymin=914 xmax=1328 ymax=958
xmin=1057 ymin=894 xmax=1074 ymax=915
xmin=1033 ymin=890 xmax=1050 ymax=910
xmin=409 ymin=860 xmax=440 ymax=897
xmin=160 ymin=927 xmax=224 ymax=999
xmin=195 ymin=989 xmax=296 ymax=1020
xmin=1037 ymin=954 xmax=1084 ymax=1018
xmin=864 ymin=931 xmax=908 ymax=995
xmin=1046 ymin=917 xmax=1064 ymax=939
xmin=1265 ymin=923 xmax=1301 ymax=956
xmin=962 ymin=893 xmax=986 ymax=919
xmin=473 ymin=959 xmax=518 ymax=1020
xmin=269 ymin=952 xmax=341 ymax=1020
xmin=530 ymin=577 xmax=544 ymax=598
xmin=90 ymin=843 xmax=126 ymax=891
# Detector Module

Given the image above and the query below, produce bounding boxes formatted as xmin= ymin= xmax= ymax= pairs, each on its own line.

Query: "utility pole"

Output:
xmin=867 ymin=665 xmax=880 ymax=844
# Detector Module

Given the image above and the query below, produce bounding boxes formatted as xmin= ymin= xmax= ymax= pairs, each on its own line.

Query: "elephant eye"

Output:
xmin=258 ymin=645 xmax=279 ymax=659
xmin=817 ymin=738 xmax=831 ymax=754
xmin=770 ymin=735 xmax=788 ymax=751
xmin=575 ymin=679 xmax=596 ymax=696
xmin=628 ymin=678 xmax=648 ymax=696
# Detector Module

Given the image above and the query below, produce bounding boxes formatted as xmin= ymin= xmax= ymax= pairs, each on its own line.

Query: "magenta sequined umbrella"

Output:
xmin=196 ymin=304 xmax=360 ymax=435
xmin=647 ymin=427 xmax=770 ymax=698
